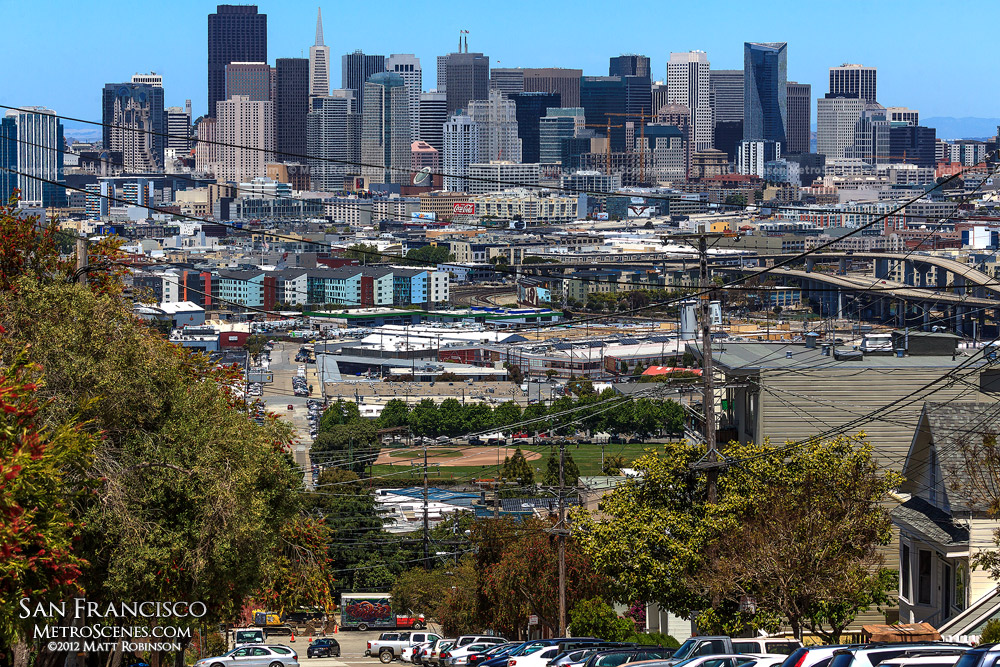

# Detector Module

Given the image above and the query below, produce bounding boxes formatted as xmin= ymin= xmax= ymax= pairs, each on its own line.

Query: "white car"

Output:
xmin=509 ymin=646 xmax=565 ymax=667
xmin=445 ymin=644 xmax=500 ymax=667
xmin=195 ymin=645 xmax=299 ymax=667
xmin=672 ymin=655 xmax=784 ymax=667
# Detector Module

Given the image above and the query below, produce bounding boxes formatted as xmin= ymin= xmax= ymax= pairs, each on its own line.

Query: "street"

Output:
xmin=263 ymin=628 xmax=442 ymax=666
xmin=261 ymin=341 xmax=321 ymax=475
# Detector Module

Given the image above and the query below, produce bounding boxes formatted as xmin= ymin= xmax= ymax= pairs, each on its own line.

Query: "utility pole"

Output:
xmin=698 ymin=234 xmax=719 ymax=503
xmin=557 ymin=440 xmax=567 ymax=636
xmin=76 ymin=235 xmax=88 ymax=286
xmin=423 ymin=437 xmax=430 ymax=569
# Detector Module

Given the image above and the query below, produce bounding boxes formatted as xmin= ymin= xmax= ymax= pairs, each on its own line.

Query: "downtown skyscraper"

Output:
xmin=102 ymin=81 xmax=165 ymax=172
xmin=342 ymin=50 xmax=386 ymax=118
xmin=309 ymin=8 xmax=331 ymax=99
xmin=361 ymin=72 xmax=411 ymax=185
xmin=668 ymin=51 xmax=713 ymax=151
xmin=207 ymin=5 xmax=267 ymax=117
xmin=275 ymin=57 xmax=310 ymax=160
xmin=743 ymin=42 xmax=787 ymax=146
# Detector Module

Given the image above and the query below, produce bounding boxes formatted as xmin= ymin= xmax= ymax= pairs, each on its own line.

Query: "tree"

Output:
xmin=542 ymin=449 xmax=580 ymax=487
xmin=312 ymin=422 xmax=379 ymax=475
xmin=320 ymin=398 xmax=363 ymax=432
xmin=567 ymin=379 xmax=595 ymax=397
xmin=500 ymin=447 xmax=534 ymax=488
xmin=575 ymin=435 xmax=900 ymax=639
xmin=602 ymin=455 xmax=627 ymax=475
xmin=378 ymin=399 xmax=410 ymax=430
xmin=982 ymin=619 xmax=1000 ymax=644
xmin=342 ymin=243 xmax=382 ymax=262
xmin=569 ymin=598 xmax=635 ymax=642
xmin=0 ymin=347 xmax=97 ymax=654
xmin=243 ymin=334 xmax=268 ymax=361
xmin=489 ymin=254 xmax=510 ymax=266
xmin=438 ymin=398 xmax=466 ymax=436
xmin=0 ymin=194 xmax=70 ymax=292
xmin=492 ymin=401 xmax=522 ymax=432
xmin=724 ymin=193 xmax=747 ymax=208
xmin=475 ymin=517 xmax=609 ymax=637
xmin=408 ymin=398 xmax=441 ymax=437
xmin=503 ymin=362 xmax=524 ymax=385
xmin=405 ymin=245 xmax=453 ymax=266
xmin=464 ymin=403 xmax=494 ymax=433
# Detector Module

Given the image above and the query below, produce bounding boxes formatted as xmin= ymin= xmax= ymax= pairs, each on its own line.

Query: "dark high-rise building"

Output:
xmin=207 ymin=5 xmax=267 ymax=118
xmin=786 ymin=82 xmax=811 ymax=154
xmin=341 ymin=50 xmax=386 ymax=118
xmin=0 ymin=116 xmax=18 ymax=203
xmin=829 ymin=64 xmax=877 ymax=103
xmin=510 ymin=92 xmax=561 ymax=163
xmin=890 ymin=125 xmax=937 ymax=168
xmin=714 ymin=120 xmax=744 ymax=162
xmin=624 ymin=75 xmax=652 ymax=118
xmin=225 ymin=61 xmax=271 ymax=100
xmin=523 ymin=68 xmax=582 ymax=108
xmin=744 ymin=42 xmax=787 ymax=146
xmin=490 ymin=68 xmax=525 ymax=96
xmin=442 ymin=51 xmax=490 ymax=114
xmin=418 ymin=91 xmax=448 ymax=153
xmin=102 ymin=82 xmax=165 ymax=172
xmin=275 ymin=58 xmax=309 ymax=160
xmin=609 ymin=54 xmax=651 ymax=78
xmin=709 ymin=69 xmax=744 ymax=123
xmin=581 ymin=76 xmax=627 ymax=152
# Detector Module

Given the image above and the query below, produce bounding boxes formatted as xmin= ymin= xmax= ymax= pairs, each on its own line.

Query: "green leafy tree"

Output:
xmin=405 ymin=245 xmax=453 ymax=266
xmin=243 ymin=334 xmax=268 ymax=360
xmin=0 ymin=348 xmax=97 ymax=654
xmin=542 ymin=449 xmax=580 ymax=487
xmin=312 ymin=421 xmax=380 ymax=475
xmin=320 ymin=398 xmax=363 ymax=432
xmin=378 ymin=399 xmax=410 ymax=430
xmin=438 ymin=398 xmax=466 ymax=437
xmin=503 ymin=362 xmax=524 ymax=385
xmin=408 ymin=398 xmax=441 ymax=437
xmin=981 ymin=619 xmax=1000 ymax=643
xmin=493 ymin=401 xmax=522 ymax=432
xmin=342 ymin=243 xmax=382 ymax=262
xmin=569 ymin=597 xmax=635 ymax=642
xmin=464 ymin=403 xmax=494 ymax=433
xmin=575 ymin=435 xmax=900 ymax=639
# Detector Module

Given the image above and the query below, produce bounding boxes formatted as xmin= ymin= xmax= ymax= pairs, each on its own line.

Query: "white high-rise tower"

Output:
xmin=309 ymin=8 xmax=330 ymax=99
xmin=667 ymin=51 xmax=713 ymax=151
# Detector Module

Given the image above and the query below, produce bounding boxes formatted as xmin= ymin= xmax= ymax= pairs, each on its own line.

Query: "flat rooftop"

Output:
xmin=699 ymin=342 xmax=984 ymax=372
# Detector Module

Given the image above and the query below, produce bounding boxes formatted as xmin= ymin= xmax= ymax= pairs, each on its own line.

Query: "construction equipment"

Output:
xmin=606 ymin=109 xmax=657 ymax=183
xmin=583 ymin=119 xmax=624 ymax=175
xmin=252 ymin=609 xmax=292 ymax=636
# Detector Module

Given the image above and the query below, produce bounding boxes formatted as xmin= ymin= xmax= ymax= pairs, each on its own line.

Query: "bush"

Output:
xmin=980 ymin=618 xmax=1000 ymax=643
xmin=626 ymin=631 xmax=680 ymax=648
xmin=569 ymin=597 xmax=634 ymax=642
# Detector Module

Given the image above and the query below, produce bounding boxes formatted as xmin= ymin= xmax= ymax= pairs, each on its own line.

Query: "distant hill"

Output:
xmin=922 ymin=117 xmax=1000 ymax=141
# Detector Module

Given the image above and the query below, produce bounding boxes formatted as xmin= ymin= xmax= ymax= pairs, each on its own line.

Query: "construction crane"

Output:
xmin=605 ymin=109 xmax=658 ymax=183
xmin=583 ymin=119 xmax=624 ymax=175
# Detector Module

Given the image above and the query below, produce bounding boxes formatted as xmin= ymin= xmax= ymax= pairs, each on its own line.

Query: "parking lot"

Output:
xmin=263 ymin=629 xmax=430 ymax=666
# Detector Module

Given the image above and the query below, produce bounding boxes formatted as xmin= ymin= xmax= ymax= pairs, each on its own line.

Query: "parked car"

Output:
xmin=307 ymin=638 xmax=341 ymax=659
xmin=510 ymin=646 xmax=565 ymax=667
xmin=732 ymin=641 xmax=802 ymax=657
xmin=446 ymin=644 xmax=504 ymax=666
xmin=456 ymin=637 xmax=508 ymax=650
xmin=471 ymin=644 xmax=521 ymax=667
xmin=952 ymin=645 xmax=1000 ymax=667
xmin=194 ymin=645 xmax=299 ymax=667
xmin=664 ymin=655 xmax=764 ymax=667
xmin=878 ymin=656 xmax=964 ymax=667
xmin=232 ymin=628 xmax=265 ymax=647
xmin=828 ymin=644 xmax=969 ymax=667
xmin=548 ymin=649 xmax=600 ymax=667
xmin=581 ymin=649 xmax=675 ymax=667
xmin=370 ymin=632 xmax=442 ymax=663
xmin=780 ymin=645 xmax=854 ymax=667
xmin=430 ymin=642 xmax=457 ymax=667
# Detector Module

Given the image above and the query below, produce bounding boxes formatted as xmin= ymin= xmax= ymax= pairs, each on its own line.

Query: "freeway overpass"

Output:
xmin=715 ymin=265 xmax=999 ymax=337
xmin=757 ymin=252 xmax=1000 ymax=299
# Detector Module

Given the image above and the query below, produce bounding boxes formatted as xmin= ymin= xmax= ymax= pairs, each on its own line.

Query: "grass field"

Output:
xmin=371 ymin=442 xmax=657 ymax=482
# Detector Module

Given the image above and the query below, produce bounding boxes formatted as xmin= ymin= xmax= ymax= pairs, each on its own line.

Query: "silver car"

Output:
xmin=195 ymin=645 xmax=299 ymax=667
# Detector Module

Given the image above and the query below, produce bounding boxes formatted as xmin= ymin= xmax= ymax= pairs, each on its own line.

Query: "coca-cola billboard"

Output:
xmin=453 ymin=202 xmax=476 ymax=215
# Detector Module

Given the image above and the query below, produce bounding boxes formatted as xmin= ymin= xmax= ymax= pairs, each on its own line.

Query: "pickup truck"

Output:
xmin=368 ymin=631 xmax=442 ymax=663
xmin=663 ymin=637 xmax=802 ymax=665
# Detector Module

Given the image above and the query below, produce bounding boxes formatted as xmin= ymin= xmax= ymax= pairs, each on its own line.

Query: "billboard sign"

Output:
xmin=453 ymin=202 xmax=476 ymax=215
xmin=412 ymin=212 xmax=437 ymax=221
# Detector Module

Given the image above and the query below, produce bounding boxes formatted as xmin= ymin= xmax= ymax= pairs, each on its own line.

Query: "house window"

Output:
xmin=901 ymin=544 xmax=911 ymax=600
xmin=918 ymin=549 xmax=932 ymax=605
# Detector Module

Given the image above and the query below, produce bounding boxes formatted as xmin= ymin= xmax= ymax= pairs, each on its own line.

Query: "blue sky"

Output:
xmin=3 ymin=0 xmax=996 ymax=138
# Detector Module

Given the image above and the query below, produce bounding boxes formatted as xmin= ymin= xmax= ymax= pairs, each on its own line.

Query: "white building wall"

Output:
xmin=667 ymin=52 xmax=713 ymax=151
xmin=217 ymin=96 xmax=275 ymax=183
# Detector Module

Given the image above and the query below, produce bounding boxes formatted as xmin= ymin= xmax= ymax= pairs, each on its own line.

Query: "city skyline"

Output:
xmin=5 ymin=0 xmax=998 ymax=139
